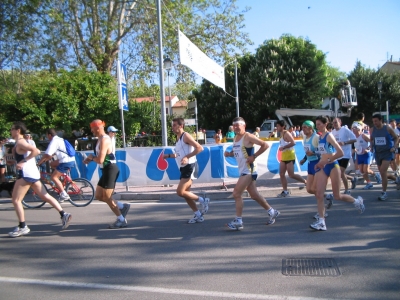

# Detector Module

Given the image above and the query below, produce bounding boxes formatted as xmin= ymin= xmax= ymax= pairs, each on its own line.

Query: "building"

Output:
xmin=131 ymin=95 xmax=188 ymax=116
xmin=379 ymin=61 xmax=400 ymax=74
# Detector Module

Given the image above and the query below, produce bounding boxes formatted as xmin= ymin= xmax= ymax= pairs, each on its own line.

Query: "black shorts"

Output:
xmin=338 ymin=158 xmax=350 ymax=169
xmin=282 ymin=160 xmax=295 ymax=165
xmin=180 ymin=163 xmax=195 ymax=179
xmin=0 ymin=164 xmax=5 ymax=169
xmin=98 ymin=163 xmax=120 ymax=189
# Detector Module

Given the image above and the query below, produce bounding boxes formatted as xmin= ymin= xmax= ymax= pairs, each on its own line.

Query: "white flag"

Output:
xmin=178 ymin=30 xmax=225 ymax=90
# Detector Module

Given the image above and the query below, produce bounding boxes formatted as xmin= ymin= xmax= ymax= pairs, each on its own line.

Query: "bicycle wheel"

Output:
xmin=66 ymin=178 xmax=94 ymax=207
xmin=22 ymin=186 xmax=46 ymax=209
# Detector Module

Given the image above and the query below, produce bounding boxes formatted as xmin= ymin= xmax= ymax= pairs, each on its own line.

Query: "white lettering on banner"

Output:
xmin=178 ymin=30 xmax=225 ymax=90
xmin=77 ymin=141 xmax=313 ymax=187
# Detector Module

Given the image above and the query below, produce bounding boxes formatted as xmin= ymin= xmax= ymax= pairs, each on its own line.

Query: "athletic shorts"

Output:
xmin=0 ymin=164 xmax=5 ymax=169
xmin=316 ymin=161 xmax=339 ymax=177
xmin=337 ymin=158 xmax=349 ymax=169
xmin=56 ymin=161 xmax=75 ymax=173
xmin=241 ymin=173 xmax=258 ymax=181
xmin=281 ymin=149 xmax=295 ymax=161
xmin=17 ymin=170 xmax=39 ymax=183
xmin=307 ymin=160 xmax=318 ymax=175
xmin=282 ymin=160 xmax=295 ymax=165
xmin=98 ymin=163 xmax=120 ymax=189
xmin=357 ymin=152 xmax=372 ymax=165
xmin=180 ymin=163 xmax=195 ymax=179
xmin=374 ymin=151 xmax=394 ymax=166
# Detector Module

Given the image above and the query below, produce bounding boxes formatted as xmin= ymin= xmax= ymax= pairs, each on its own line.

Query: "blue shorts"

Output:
xmin=316 ymin=161 xmax=339 ymax=177
xmin=56 ymin=161 xmax=75 ymax=173
xmin=357 ymin=152 xmax=372 ymax=165
xmin=307 ymin=160 xmax=318 ymax=175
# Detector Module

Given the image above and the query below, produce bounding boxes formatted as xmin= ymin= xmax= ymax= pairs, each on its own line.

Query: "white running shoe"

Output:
xmin=200 ymin=198 xmax=210 ymax=215
xmin=310 ymin=219 xmax=327 ymax=231
xmin=375 ymin=173 xmax=382 ymax=184
xmin=109 ymin=218 xmax=128 ymax=229
xmin=8 ymin=226 xmax=30 ymax=238
xmin=363 ymin=183 xmax=373 ymax=190
xmin=267 ymin=210 xmax=280 ymax=225
xmin=313 ymin=212 xmax=328 ymax=219
xmin=59 ymin=194 xmax=71 ymax=203
xmin=378 ymin=192 xmax=388 ymax=201
xmin=61 ymin=213 xmax=72 ymax=230
xmin=188 ymin=214 xmax=204 ymax=224
xmin=226 ymin=218 xmax=244 ymax=230
xmin=325 ymin=194 xmax=334 ymax=209
xmin=354 ymin=196 xmax=365 ymax=213
xmin=120 ymin=203 xmax=131 ymax=218
xmin=277 ymin=191 xmax=289 ymax=198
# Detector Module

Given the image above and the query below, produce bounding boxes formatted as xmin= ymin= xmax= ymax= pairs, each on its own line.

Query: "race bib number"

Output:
xmin=375 ymin=137 xmax=386 ymax=146
xmin=316 ymin=143 xmax=327 ymax=154
xmin=303 ymin=144 xmax=311 ymax=153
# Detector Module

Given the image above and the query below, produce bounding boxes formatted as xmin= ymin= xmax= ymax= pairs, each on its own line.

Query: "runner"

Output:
xmin=352 ymin=122 xmax=379 ymax=189
xmin=163 ymin=117 xmax=209 ymax=223
xmin=370 ymin=114 xmax=399 ymax=201
xmin=298 ymin=120 xmax=332 ymax=219
xmin=310 ymin=116 xmax=365 ymax=231
xmin=275 ymin=120 xmax=306 ymax=197
xmin=83 ymin=120 xmax=130 ymax=228
xmin=7 ymin=122 xmax=72 ymax=238
xmin=223 ymin=117 xmax=279 ymax=230
xmin=331 ymin=117 xmax=359 ymax=193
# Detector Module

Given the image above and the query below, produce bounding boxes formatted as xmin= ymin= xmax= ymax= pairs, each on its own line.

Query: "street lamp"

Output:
xmin=163 ymin=56 xmax=174 ymax=116
xmin=377 ymin=81 xmax=382 ymax=113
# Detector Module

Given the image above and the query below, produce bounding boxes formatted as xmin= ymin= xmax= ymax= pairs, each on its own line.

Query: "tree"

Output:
xmin=347 ymin=61 xmax=400 ymax=123
xmin=23 ymin=0 xmax=251 ymax=78
xmin=194 ymin=35 xmax=341 ymax=131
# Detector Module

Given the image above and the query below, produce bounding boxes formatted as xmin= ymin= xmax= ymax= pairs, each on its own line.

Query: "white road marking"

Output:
xmin=0 ymin=276 xmax=341 ymax=300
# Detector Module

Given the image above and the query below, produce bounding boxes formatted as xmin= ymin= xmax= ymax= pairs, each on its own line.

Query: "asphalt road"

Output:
xmin=0 ymin=186 xmax=399 ymax=300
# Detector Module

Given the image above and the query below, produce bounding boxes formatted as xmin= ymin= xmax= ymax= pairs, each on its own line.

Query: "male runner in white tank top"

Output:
xmin=224 ymin=117 xmax=280 ymax=230
xmin=163 ymin=117 xmax=209 ymax=223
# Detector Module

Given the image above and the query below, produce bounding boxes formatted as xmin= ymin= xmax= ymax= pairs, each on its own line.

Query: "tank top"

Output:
xmin=371 ymin=125 xmax=394 ymax=153
xmin=279 ymin=131 xmax=293 ymax=151
xmin=95 ymin=135 xmax=116 ymax=168
xmin=354 ymin=134 xmax=370 ymax=155
xmin=232 ymin=133 xmax=256 ymax=175
xmin=175 ymin=132 xmax=196 ymax=166
xmin=315 ymin=132 xmax=335 ymax=156
xmin=14 ymin=142 xmax=40 ymax=180
xmin=303 ymin=132 xmax=319 ymax=161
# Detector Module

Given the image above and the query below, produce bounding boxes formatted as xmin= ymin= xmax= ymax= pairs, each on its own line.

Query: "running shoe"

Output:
xmin=362 ymin=183 xmax=374 ymax=190
xmin=188 ymin=214 xmax=204 ymax=224
xmin=277 ymin=191 xmax=289 ymax=198
xmin=109 ymin=218 xmax=128 ymax=229
xmin=355 ymin=170 xmax=362 ymax=176
xmin=325 ymin=193 xmax=334 ymax=209
xmin=378 ymin=192 xmax=388 ymax=201
xmin=313 ymin=212 xmax=328 ymax=219
xmin=120 ymin=203 xmax=131 ymax=218
xmin=8 ymin=226 xmax=30 ymax=238
xmin=59 ymin=194 xmax=71 ymax=203
xmin=267 ymin=210 xmax=280 ymax=225
xmin=61 ymin=213 xmax=72 ymax=230
xmin=226 ymin=218 xmax=244 ymax=230
xmin=310 ymin=220 xmax=327 ymax=231
xmin=375 ymin=173 xmax=382 ymax=184
xmin=354 ymin=196 xmax=365 ymax=213
xmin=343 ymin=190 xmax=351 ymax=195
xmin=200 ymin=198 xmax=210 ymax=215
xmin=351 ymin=177 xmax=357 ymax=189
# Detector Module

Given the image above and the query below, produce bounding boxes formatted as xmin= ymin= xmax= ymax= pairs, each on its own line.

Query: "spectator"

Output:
xmin=253 ymin=127 xmax=260 ymax=138
xmin=268 ymin=127 xmax=278 ymax=138
xmin=107 ymin=126 xmax=119 ymax=155
xmin=24 ymin=131 xmax=36 ymax=148
xmin=214 ymin=129 xmax=222 ymax=144
xmin=226 ymin=126 xmax=235 ymax=142
xmin=0 ymin=137 xmax=7 ymax=182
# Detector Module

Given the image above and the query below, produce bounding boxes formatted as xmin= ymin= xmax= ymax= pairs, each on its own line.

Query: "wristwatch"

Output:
xmin=327 ymin=158 xmax=331 ymax=162
xmin=23 ymin=159 xmax=27 ymax=162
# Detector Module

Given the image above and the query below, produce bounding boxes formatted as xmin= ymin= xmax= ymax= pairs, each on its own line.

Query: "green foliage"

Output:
xmin=194 ymin=35 xmax=340 ymax=131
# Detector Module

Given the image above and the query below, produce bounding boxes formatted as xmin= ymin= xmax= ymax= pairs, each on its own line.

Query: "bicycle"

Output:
xmin=22 ymin=167 xmax=95 ymax=208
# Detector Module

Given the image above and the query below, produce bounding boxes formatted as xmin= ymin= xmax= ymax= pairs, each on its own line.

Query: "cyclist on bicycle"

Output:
xmin=37 ymin=129 xmax=76 ymax=202
xmin=84 ymin=119 xmax=130 ymax=229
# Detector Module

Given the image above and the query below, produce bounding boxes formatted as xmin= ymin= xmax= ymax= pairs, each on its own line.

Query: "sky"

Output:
xmin=235 ymin=0 xmax=400 ymax=74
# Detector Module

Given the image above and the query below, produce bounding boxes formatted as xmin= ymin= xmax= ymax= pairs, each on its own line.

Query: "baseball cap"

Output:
xmin=107 ymin=126 xmax=118 ymax=132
